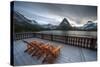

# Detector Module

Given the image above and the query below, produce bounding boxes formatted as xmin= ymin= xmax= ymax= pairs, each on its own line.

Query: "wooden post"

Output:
xmin=90 ymin=38 xmax=97 ymax=50
xmin=41 ymin=33 xmax=44 ymax=39
xmin=51 ymin=34 xmax=53 ymax=41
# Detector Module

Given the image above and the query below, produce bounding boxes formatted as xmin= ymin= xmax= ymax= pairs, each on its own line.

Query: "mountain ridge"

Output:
xmin=13 ymin=11 xmax=97 ymax=32
xmin=57 ymin=18 xmax=72 ymax=30
xmin=13 ymin=11 xmax=44 ymax=32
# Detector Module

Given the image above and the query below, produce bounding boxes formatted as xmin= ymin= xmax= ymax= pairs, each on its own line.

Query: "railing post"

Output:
xmin=66 ymin=36 xmax=68 ymax=44
xmin=90 ymin=38 xmax=97 ymax=50
xmin=32 ymin=32 xmax=35 ymax=37
xmin=41 ymin=33 xmax=43 ymax=39
xmin=51 ymin=34 xmax=53 ymax=41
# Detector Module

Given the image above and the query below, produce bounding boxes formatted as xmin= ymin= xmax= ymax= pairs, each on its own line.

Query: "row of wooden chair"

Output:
xmin=23 ymin=40 xmax=62 ymax=64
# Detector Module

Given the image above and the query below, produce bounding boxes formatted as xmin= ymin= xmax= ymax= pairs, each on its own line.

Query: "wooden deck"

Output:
xmin=13 ymin=38 xmax=97 ymax=66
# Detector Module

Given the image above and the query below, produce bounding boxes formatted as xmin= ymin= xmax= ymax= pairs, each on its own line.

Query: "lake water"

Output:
xmin=37 ymin=30 xmax=97 ymax=38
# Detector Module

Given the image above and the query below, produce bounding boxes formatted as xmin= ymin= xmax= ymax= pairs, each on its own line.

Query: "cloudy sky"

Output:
xmin=13 ymin=1 xmax=97 ymax=26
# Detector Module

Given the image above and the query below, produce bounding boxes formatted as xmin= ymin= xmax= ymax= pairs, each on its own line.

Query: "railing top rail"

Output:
xmin=15 ymin=32 xmax=35 ymax=34
xmin=34 ymin=32 xmax=97 ymax=39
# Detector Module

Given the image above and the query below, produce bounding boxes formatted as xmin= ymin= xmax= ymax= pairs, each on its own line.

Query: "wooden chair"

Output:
xmin=32 ymin=44 xmax=48 ymax=61
xmin=24 ymin=40 xmax=62 ymax=64
xmin=42 ymin=44 xmax=53 ymax=63
xmin=24 ymin=40 xmax=38 ymax=54
xmin=51 ymin=46 xmax=62 ymax=58
xmin=25 ymin=41 xmax=37 ymax=54
xmin=23 ymin=40 xmax=33 ymax=53
xmin=42 ymin=45 xmax=62 ymax=64
xmin=31 ymin=41 xmax=45 ymax=57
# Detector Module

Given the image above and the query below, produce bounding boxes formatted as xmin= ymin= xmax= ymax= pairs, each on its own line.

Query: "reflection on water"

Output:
xmin=37 ymin=30 xmax=97 ymax=38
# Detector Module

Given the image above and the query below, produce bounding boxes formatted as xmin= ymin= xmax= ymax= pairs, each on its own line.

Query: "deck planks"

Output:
xmin=13 ymin=38 xmax=97 ymax=66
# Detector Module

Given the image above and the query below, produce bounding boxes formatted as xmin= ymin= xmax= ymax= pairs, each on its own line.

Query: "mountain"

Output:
xmin=57 ymin=18 xmax=72 ymax=30
xmin=41 ymin=24 xmax=58 ymax=30
xmin=13 ymin=11 xmax=31 ymax=23
xmin=82 ymin=21 xmax=97 ymax=31
xmin=31 ymin=20 xmax=38 ymax=24
xmin=13 ymin=11 xmax=43 ymax=32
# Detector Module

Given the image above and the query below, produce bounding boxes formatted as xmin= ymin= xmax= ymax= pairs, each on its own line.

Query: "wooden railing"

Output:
xmin=14 ymin=32 xmax=97 ymax=50
xmin=14 ymin=32 xmax=35 ymax=40
xmin=34 ymin=33 xmax=97 ymax=50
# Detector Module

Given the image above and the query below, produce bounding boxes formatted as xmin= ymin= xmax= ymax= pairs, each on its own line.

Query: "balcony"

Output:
xmin=13 ymin=32 xmax=97 ymax=66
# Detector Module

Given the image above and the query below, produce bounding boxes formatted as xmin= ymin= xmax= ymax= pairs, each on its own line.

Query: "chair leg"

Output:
xmin=47 ymin=56 xmax=55 ymax=64
xmin=24 ymin=47 xmax=31 ymax=52
xmin=28 ymin=48 xmax=35 ymax=55
xmin=37 ymin=51 xmax=44 ymax=59
xmin=24 ymin=49 xmax=28 ymax=52
xmin=31 ymin=50 xmax=36 ymax=56
xmin=24 ymin=47 xmax=31 ymax=53
xmin=24 ymin=45 xmax=31 ymax=52
xmin=42 ymin=53 xmax=49 ymax=64
xmin=31 ymin=49 xmax=38 ymax=57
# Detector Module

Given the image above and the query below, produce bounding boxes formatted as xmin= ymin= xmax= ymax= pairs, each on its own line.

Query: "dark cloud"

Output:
xmin=14 ymin=1 xmax=97 ymax=26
